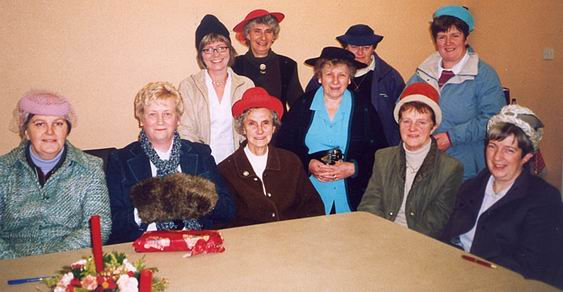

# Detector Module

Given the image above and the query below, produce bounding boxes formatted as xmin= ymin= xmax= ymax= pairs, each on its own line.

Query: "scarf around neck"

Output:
xmin=139 ymin=129 xmax=181 ymax=176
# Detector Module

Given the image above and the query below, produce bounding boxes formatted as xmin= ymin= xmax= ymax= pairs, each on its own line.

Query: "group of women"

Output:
xmin=1 ymin=5 xmax=561 ymax=288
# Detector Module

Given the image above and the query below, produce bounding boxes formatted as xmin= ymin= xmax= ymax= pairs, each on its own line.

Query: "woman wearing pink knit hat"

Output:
xmin=0 ymin=90 xmax=111 ymax=259
xmin=358 ymin=82 xmax=463 ymax=239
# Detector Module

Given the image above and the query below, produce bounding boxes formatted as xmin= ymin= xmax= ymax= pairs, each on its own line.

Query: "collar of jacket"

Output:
xmin=190 ymin=67 xmax=247 ymax=104
xmin=398 ymin=138 xmax=439 ymax=184
xmin=125 ymin=140 xmax=200 ymax=182
xmin=230 ymin=145 xmax=282 ymax=179
xmin=416 ymin=51 xmax=479 ymax=84
xmin=373 ymin=52 xmax=396 ymax=80
xmin=9 ymin=140 xmax=89 ymax=171
xmin=472 ymin=168 xmax=532 ymax=215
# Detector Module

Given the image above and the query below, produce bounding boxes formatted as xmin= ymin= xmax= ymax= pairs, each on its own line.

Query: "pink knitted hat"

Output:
xmin=10 ymin=90 xmax=77 ymax=137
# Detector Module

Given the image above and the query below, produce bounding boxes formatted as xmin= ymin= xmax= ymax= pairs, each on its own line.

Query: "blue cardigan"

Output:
xmin=106 ymin=139 xmax=235 ymax=244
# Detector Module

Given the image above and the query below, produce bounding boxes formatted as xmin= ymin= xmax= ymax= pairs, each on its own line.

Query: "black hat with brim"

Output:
xmin=305 ymin=46 xmax=367 ymax=69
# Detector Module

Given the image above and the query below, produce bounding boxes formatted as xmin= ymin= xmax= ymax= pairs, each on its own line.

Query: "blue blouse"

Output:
xmin=305 ymin=87 xmax=352 ymax=214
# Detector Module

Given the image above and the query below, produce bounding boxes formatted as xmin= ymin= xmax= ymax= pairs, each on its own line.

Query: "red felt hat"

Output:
xmin=233 ymin=9 xmax=285 ymax=32
xmin=393 ymin=82 xmax=442 ymax=126
xmin=232 ymin=87 xmax=284 ymax=120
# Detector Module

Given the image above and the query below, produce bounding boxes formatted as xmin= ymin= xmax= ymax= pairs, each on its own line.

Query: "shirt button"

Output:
xmin=389 ymin=212 xmax=394 ymax=216
xmin=267 ymin=193 xmax=272 ymax=197
xmin=409 ymin=212 xmax=415 ymax=216
xmin=271 ymin=213 xmax=275 ymax=218
xmin=253 ymin=178 xmax=258 ymax=181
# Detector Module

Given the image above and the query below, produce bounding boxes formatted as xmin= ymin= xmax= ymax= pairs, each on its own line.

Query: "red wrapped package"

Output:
xmin=133 ymin=230 xmax=225 ymax=257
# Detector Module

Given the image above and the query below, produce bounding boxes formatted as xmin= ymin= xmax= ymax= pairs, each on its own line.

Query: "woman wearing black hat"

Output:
xmin=178 ymin=14 xmax=254 ymax=163
xmin=276 ymin=47 xmax=388 ymax=214
xmin=232 ymin=9 xmax=303 ymax=114
xmin=305 ymin=24 xmax=405 ymax=146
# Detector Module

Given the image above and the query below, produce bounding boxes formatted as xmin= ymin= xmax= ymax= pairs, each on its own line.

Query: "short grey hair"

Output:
xmin=243 ymin=15 xmax=281 ymax=46
xmin=234 ymin=108 xmax=282 ymax=136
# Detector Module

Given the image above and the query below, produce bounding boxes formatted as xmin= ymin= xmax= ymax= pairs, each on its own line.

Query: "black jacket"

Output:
xmin=106 ymin=140 xmax=235 ymax=244
xmin=233 ymin=50 xmax=303 ymax=111
xmin=275 ymin=90 xmax=388 ymax=211
xmin=442 ymin=169 xmax=563 ymax=287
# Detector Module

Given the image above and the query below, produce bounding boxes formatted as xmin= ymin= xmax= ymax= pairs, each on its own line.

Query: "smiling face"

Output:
xmin=243 ymin=108 xmax=275 ymax=155
xmin=247 ymin=23 xmax=275 ymax=58
xmin=319 ymin=63 xmax=352 ymax=100
xmin=25 ymin=115 xmax=69 ymax=160
xmin=435 ymin=26 xmax=468 ymax=69
xmin=201 ymin=40 xmax=230 ymax=73
xmin=140 ymin=98 xmax=180 ymax=150
xmin=345 ymin=44 xmax=374 ymax=65
xmin=399 ymin=109 xmax=437 ymax=151
xmin=486 ymin=135 xmax=533 ymax=188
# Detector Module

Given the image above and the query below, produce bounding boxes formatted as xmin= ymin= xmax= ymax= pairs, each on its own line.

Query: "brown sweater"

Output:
xmin=218 ymin=145 xmax=324 ymax=228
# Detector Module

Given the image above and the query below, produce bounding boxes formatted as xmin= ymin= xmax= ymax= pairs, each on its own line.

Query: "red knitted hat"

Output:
xmin=393 ymin=82 xmax=441 ymax=125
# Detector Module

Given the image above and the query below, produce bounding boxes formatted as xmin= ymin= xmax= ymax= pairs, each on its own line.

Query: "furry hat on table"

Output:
xmin=129 ymin=173 xmax=218 ymax=223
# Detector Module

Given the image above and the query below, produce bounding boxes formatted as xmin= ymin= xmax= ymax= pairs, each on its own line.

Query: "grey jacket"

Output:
xmin=358 ymin=140 xmax=463 ymax=238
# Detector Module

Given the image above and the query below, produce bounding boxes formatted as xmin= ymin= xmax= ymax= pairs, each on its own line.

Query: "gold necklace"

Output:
xmin=351 ymin=74 xmax=369 ymax=91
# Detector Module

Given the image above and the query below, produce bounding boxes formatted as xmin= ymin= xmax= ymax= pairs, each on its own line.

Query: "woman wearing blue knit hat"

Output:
xmin=406 ymin=6 xmax=505 ymax=180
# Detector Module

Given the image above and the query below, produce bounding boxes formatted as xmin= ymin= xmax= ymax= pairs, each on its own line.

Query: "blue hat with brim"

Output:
xmin=336 ymin=24 xmax=384 ymax=46
xmin=433 ymin=6 xmax=475 ymax=32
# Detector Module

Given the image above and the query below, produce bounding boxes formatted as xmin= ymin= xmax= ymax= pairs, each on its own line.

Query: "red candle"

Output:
xmin=139 ymin=269 xmax=153 ymax=292
xmin=89 ymin=215 xmax=104 ymax=273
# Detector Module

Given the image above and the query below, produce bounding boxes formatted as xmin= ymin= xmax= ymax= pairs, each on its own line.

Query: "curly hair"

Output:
xmin=134 ymin=81 xmax=184 ymax=122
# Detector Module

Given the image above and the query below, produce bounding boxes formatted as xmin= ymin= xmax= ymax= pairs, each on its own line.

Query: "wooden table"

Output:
xmin=0 ymin=212 xmax=556 ymax=291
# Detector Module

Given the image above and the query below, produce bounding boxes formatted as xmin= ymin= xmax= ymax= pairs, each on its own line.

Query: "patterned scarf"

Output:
xmin=139 ymin=129 xmax=181 ymax=176
xmin=138 ymin=130 xmax=202 ymax=231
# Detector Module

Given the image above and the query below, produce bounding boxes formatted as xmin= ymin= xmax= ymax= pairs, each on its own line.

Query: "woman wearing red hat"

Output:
xmin=358 ymin=82 xmax=463 ymax=238
xmin=217 ymin=87 xmax=323 ymax=227
xmin=0 ymin=90 xmax=111 ymax=258
xmin=178 ymin=14 xmax=254 ymax=163
xmin=232 ymin=9 xmax=303 ymax=113
xmin=277 ymin=47 xmax=388 ymax=214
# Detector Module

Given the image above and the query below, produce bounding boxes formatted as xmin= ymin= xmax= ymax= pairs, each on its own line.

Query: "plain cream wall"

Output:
xmin=1 ymin=0 xmax=561 ymax=189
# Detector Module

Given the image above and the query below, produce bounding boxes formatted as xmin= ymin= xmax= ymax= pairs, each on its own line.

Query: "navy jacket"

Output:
xmin=442 ymin=169 xmax=563 ymax=287
xmin=106 ymin=140 xmax=235 ymax=244
xmin=275 ymin=90 xmax=388 ymax=211
xmin=306 ymin=52 xmax=405 ymax=145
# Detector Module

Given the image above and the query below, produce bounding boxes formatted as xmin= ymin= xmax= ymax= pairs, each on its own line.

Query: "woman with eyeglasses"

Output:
xmin=178 ymin=14 xmax=254 ymax=163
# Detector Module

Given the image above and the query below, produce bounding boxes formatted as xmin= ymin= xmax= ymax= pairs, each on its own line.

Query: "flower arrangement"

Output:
xmin=43 ymin=251 xmax=167 ymax=292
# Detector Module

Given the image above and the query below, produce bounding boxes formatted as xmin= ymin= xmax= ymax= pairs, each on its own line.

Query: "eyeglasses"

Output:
xmin=201 ymin=46 xmax=229 ymax=55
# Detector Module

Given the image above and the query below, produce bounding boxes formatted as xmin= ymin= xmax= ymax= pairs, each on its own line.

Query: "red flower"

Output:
xmin=97 ymin=276 xmax=117 ymax=290
xmin=70 ymin=278 xmax=81 ymax=287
